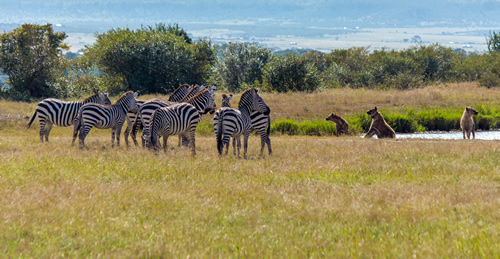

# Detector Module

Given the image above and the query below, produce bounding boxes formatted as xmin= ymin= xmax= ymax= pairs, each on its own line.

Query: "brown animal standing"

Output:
xmin=325 ymin=113 xmax=349 ymax=136
xmin=364 ymin=107 xmax=396 ymax=139
xmin=460 ymin=106 xmax=479 ymax=139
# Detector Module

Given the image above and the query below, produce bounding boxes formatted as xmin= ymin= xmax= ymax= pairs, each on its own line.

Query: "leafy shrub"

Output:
xmin=262 ymin=54 xmax=321 ymax=92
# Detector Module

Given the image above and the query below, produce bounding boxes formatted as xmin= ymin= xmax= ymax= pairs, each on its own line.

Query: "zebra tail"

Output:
xmin=216 ymin=111 xmax=224 ymax=155
xmin=149 ymin=109 xmax=159 ymax=149
xmin=26 ymin=110 xmax=37 ymax=129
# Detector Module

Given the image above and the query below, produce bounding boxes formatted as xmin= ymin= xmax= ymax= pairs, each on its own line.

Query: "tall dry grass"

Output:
xmin=1 ymin=82 xmax=500 ymax=256
xmin=1 ymin=127 xmax=499 ymax=257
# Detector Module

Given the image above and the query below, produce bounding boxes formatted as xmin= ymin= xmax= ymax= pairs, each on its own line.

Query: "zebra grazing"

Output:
xmin=72 ymin=91 xmax=139 ymax=147
xmin=26 ymin=92 xmax=111 ymax=143
xmin=219 ymin=93 xmax=272 ymax=156
xmin=168 ymin=83 xmax=193 ymax=102
xmin=214 ymin=88 xmax=270 ymax=158
xmin=133 ymin=88 xmax=216 ymax=147
xmin=147 ymin=103 xmax=201 ymax=155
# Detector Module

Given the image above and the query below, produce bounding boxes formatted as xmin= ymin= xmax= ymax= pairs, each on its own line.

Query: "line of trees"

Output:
xmin=0 ymin=23 xmax=499 ymax=101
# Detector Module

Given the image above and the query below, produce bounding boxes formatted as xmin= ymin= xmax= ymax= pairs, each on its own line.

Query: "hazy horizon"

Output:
xmin=1 ymin=0 xmax=499 ymax=52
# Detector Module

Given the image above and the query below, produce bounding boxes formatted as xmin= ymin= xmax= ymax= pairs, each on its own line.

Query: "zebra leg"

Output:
xmin=116 ymin=124 xmax=124 ymax=147
xmin=232 ymin=137 xmax=237 ymax=156
xmin=189 ymin=130 xmax=196 ymax=156
xmin=79 ymin=124 xmax=91 ymax=147
xmin=44 ymin=122 xmax=53 ymax=143
xmin=267 ymin=136 xmax=272 ymax=155
xmin=259 ymin=132 xmax=266 ymax=156
xmin=38 ymin=119 xmax=46 ymax=142
xmin=236 ymin=137 xmax=242 ymax=158
xmin=111 ymin=127 xmax=116 ymax=147
xmin=162 ymin=135 xmax=169 ymax=152
xmin=243 ymin=132 xmax=250 ymax=159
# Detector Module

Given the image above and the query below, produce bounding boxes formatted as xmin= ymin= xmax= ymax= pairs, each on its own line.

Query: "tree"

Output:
xmin=213 ymin=42 xmax=272 ymax=92
xmin=262 ymin=54 xmax=320 ymax=93
xmin=487 ymin=31 xmax=500 ymax=53
xmin=0 ymin=23 xmax=68 ymax=99
xmin=84 ymin=23 xmax=214 ymax=95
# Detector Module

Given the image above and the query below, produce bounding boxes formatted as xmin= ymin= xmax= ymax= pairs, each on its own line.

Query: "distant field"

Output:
xmin=64 ymin=26 xmax=495 ymax=52
xmin=1 ymin=82 xmax=499 ymax=256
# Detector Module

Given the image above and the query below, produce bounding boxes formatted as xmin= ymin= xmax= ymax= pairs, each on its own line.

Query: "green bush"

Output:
xmin=262 ymin=54 xmax=321 ymax=92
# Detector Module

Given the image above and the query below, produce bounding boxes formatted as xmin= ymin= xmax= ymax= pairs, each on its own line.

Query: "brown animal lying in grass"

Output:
xmin=364 ymin=107 xmax=396 ymax=139
xmin=460 ymin=106 xmax=479 ymax=139
xmin=325 ymin=113 xmax=349 ymax=136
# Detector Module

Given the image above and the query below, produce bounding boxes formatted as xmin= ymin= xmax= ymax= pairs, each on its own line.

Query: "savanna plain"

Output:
xmin=1 ymin=82 xmax=499 ymax=257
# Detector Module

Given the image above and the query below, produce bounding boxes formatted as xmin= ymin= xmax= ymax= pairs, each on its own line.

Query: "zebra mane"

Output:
xmin=169 ymin=84 xmax=191 ymax=97
xmin=83 ymin=93 xmax=100 ymax=102
xmin=115 ymin=91 xmax=135 ymax=104
xmin=238 ymin=88 xmax=257 ymax=106
xmin=186 ymin=89 xmax=210 ymax=102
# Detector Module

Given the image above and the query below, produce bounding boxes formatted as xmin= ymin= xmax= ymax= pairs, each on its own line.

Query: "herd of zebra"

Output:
xmin=26 ymin=84 xmax=272 ymax=158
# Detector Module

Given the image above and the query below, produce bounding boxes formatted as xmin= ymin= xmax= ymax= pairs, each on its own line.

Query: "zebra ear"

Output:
xmin=209 ymin=86 xmax=216 ymax=95
xmin=133 ymin=91 xmax=139 ymax=98
xmin=104 ymin=91 xmax=109 ymax=97
xmin=228 ymin=94 xmax=233 ymax=101
xmin=199 ymin=85 xmax=206 ymax=91
xmin=255 ymin=88 xmax=259 ymax=93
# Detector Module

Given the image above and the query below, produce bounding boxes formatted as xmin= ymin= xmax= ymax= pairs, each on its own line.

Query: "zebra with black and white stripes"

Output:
xmin=214 ymin=88 xmax=270 ymax=158
xmin=168 ymin=83 xmax=193 ymax=102
xmin=124 ymin=99 xmax=146 ymax=146
xmin=72 ymin=91 xmax=139 ymax=147
xmin=26 ymin=92 xmax=111 ymax=143
xmin=133 ymin=88 xmax=216 ymax=147
xmin=147 ymin=103 xmax=201 ymax=155
xmin=221 ymin=93 xmax=233 ymax=108
xmin=219 ymin=93 xmax=271 ymax=155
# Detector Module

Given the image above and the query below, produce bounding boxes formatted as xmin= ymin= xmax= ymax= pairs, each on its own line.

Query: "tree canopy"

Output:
xmin=0 ymin=23 xmax=68 ymax=99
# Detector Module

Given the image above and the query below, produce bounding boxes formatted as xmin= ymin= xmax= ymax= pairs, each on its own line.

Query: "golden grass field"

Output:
xmin=1 ymin=82 xmax=499 ymax=257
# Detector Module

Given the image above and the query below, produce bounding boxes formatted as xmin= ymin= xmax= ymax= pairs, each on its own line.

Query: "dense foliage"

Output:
xmin=262 ymin=54 xmax=321 ymax=92
xmin=212 ymin=42 xmax=272 ymax=92
xmin=84 ymin=23 xmax=215 ymax=95
xmin=0 ymin=24 xmax=68 ymax=100
xmin=0 ymin=24 xmax=499 ymax=100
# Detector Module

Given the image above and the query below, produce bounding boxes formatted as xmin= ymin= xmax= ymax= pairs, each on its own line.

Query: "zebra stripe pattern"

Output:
xmin=147 ymin=103 xmax=201 ymax=155
xmin=124 ymin=99 xmax=145 ymax=146
xmin=26 ymin=92 xmax=111 ymax=142
xmin=72 ymin=91 xmax=139 ymax=147
xmin=168 ymin=84 xmax=193 ymax=102
xmin=133 ymin=89 xmax=216 ymax=147
xmin=214 ymin=88 xmax=270 ymax=158
xmin=219 ymin=93 xmax=272 ymax=156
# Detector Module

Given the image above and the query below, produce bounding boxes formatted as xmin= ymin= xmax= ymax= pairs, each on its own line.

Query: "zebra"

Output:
xmin=72 ymin=91 xmax=139 ymax=147
xmin=221 ymin=93 xmax=233 ymax=108
xmin=26 ymin=92 xmax=111 ymax=143
xmin=124 ymin=99 xmax=145 ymax=146
xmin=146 ymin=103 xmax=201 ymax=155
xmin=219 ymin=93 xmax=272 ymax=156
xmin=168 ymin=83 xmax=193 ymax=102
xmin=133 ymin=88 xmax=216 ymax=147
xmin=214 ymin=88 xmax=270 ymax=158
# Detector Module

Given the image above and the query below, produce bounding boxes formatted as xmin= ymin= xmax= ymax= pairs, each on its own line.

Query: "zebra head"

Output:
xmin=100 ymin=91 xmax=112 ymax=105
xmin=188 ymin=89 xmax=216 ymax=115
xmin=221 ymin=94 xmax=233 ymax=108
xmin=116 ymin=91 xmax=139 ymax=113
xmin=239 ymin=88 xmax=270 ymax=115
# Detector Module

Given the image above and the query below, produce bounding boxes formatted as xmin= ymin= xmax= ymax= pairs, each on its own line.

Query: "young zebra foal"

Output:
xmin=147 ymin=103 xmax=201 ymax=155
xmin=214 ymin=88 xmax=270 ymax=159
xmin=460 ymin=106 xmax=479 ymax=139
xmin=73 ymin=91 xmax=139 ymax=147
xmin=326 ymin=113 xmax=349 ymax=136
xmin=26 ymin=92 xmax=111 ymax=143
xmin=364 ymin=107 xmax=396 ymax=139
